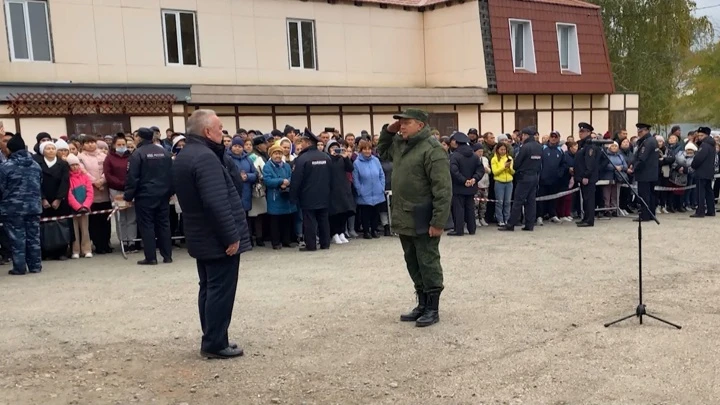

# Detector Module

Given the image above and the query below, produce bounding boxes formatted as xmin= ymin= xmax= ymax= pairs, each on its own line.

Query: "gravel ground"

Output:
xmin=0 ymin=214 xmax=719 ymax=405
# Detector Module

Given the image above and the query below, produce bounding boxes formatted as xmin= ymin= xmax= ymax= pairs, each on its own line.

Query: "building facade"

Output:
xmin=0 ymin=0 xmax=637 ymax=138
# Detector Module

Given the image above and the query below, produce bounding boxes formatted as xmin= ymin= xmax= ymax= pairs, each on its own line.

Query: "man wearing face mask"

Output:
xmin=124 ymin=127 xmax=174 ymax=265
xmin=377 ymin=109 xmax=451 ymax=328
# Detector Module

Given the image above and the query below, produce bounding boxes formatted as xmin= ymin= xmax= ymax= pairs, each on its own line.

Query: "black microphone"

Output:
xmin=587 ymin=139 xmax=614 ymax=145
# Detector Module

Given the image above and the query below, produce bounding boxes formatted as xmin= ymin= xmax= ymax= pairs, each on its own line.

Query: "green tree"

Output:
xmin=587 ymin=0 xmax=713 ymax=125
xmin=681 ymin=43 xmax=720 ymax=126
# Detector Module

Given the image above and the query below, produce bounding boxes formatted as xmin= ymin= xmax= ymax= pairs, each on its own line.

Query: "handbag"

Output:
xmin=252 ymin=169 xmax=266 ymax=199
xmin=40 ymin=219 xmax=72 ymax=252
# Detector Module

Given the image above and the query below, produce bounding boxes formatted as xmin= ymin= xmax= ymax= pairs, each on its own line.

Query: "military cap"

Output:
xmin=452 ymin=132 xmax=470 ymax=144
xmin=393 ymin=108 xmax=429 ymax=123
xmin=521 ymin=126 xmax=537 ymax=136
xmin=578 ymin=122 xmax=594 ymax=132
xmin=697 ymin=126 xmax=711 ymax=135
xmin=636 ymin=123 xmax=652 ymax=130
xmin=468 ymin=128 xmax=479 ymax=135
xmin=299 ymin=128 xmax=321 ymax=143
xmin=136 ymin=127 xmax=154 ymax=140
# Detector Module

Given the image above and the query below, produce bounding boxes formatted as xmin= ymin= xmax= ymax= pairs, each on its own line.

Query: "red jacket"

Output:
xmin=103 ymin=151 xmax=130 ymax=191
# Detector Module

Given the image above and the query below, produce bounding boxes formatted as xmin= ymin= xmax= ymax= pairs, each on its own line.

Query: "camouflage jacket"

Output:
xmin=0 ymin=150 xmax=42 ymax=217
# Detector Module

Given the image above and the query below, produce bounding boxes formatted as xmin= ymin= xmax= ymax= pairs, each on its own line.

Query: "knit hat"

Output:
xmin=271 ymin=129 xmax=283 ymax=138
xmin=472 ymin=143 xmax=484 ymax=152
xmin=7 ymin=135 xmax=26 ymax=153
xmin=96 ymin=140 xmax=108 ymax=150
xmin=54 ymin=139 xmax=69 ymax=150
xmin=252 ymin=135 xmax=267 ymax=146
xmin=39 ymin=140 xmax=55 ymax=155
xmin=66 ymin=154 xmax=80 ymax=166
xmin=268 ymin=142 xmax=284 ymax=156
xmin=496 ymin=134 xmax=509 ymax=143
xmin=685 ymin=142 xmax=698 ymax=152
xmin=655 ymin=135 xmax=665 ymax=143
xmin=36 ymin=132 xmax=51 ymax=143
xmin=230 ymin=136 xmax=244 ymax=147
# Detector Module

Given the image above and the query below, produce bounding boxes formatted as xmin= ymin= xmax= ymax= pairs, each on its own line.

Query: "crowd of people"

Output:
xmin=0 ymin=117 xmax=718 ymax=275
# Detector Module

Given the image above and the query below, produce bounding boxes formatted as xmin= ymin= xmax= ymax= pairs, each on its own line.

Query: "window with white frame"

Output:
xmin=4 ymin=0 xmax=52 ymax=62
xmin=287 ymin=19 xmax=316 ymax=70
xmin=161 ymin=10 xmax=198 ymax=66
xmin=556 ymin=23 xmax=581 ymax=74
xmin=509 ymin=19 xmax=536 ymax=73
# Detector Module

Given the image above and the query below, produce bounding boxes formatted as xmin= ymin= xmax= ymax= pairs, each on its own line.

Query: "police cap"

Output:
xmin=697 ymin=126 xmax=711 ymax=136
xmin=578 ymin=122 xmax=594 ymax=132
xmin=452 ymin=132 xmax=470 ymax=144
xmin=636 ymin=123 xmax=652 ymax=130
xmin=299 ymin=128 xmax=321 ymax=143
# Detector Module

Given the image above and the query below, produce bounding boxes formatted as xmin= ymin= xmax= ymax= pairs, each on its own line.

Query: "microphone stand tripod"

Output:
xmin=598 ymin=147 xmax=681 ymax=329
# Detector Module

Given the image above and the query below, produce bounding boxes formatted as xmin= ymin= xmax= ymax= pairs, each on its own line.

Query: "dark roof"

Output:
xmin=487 ymin=0 xmax=614 ymax=94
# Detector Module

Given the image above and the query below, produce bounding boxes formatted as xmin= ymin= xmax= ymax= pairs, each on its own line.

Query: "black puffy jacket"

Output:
xmin=691 ymin=136 xmax=717 ymax=180
xmin=173 ymin=134 xmax=251 ymax=260
xmin=449 ymin=144 xmax=484 ymax=195
xmin=289 ymin=145 xmax=332 ymax=210
xmin=124 ymin=140 xmax=174 ymax=203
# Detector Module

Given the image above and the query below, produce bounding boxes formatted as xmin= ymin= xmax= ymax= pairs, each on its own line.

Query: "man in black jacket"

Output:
xmin=173 ymin=109 xmax=252 ymax=359
xmin=690 ymin=126 xmax=716 ymax=218
xmin=290 ymin=129 xmax=332 ymax=251
xmin=574 ymin=122 xmax=600 ymax=227
xmin=537 ymin=131 xmax=566 ymax=224
xmin=631 ymin=123 xmax=659 ymax=222
xmin=124 ymin=127 xmax=174 ymax=265
xmin=499 ymin=127 xmax=542 ymax=232
xmin=448 ymin=132 xmax=483 ymax=236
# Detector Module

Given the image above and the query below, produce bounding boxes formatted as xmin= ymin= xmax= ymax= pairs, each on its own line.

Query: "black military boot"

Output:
xmin=400 ymin=291 xmax=427 ymax=322
xmin=383 ymin=225 xmax=391 ymax=236
xmin=415 ymin=291 xmax=441 ymax=327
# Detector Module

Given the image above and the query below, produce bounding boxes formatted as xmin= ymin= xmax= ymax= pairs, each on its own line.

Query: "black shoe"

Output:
xmin=667 ymin=206 xmax=676 ymax=213
xmin=446 ymin=231 xmax=463 ymax=236
xmin=576 ymin=222 xmax=593 ymax=227
xmin=137 ymin=259 xmax=158 ymax=265
xmin=371 ymin=230 xmax=380 ymax=239
xmin=679 ymin=207 xmax=687 ymax=213
xmin=163 ymin=257 xmax=173 ymax=264
xmin=299 ymin=247 xmax=317 ymax=252
xmin=690 ymin=214 xmax=705 ymax=218
xmin=706 ymin=212 xmax=716 ymax=217
xmin=400 ymin=291 xmax=427 ymax=322
xmin=201 ymin=346 xmax=244 ymax=359
xmin=521 ymin=227 xmax=533 ymax=231
xmin=416 ymin=291 xmax=440 ymax=327
xmin=56 ymin=255 xmax=68 ymax=261
xmin=8 ymin=270 xmax=26 ymax=275
xmin=320 ymin=246 xmax=330 ymax=250
xmin=363 ymin=232 xmax=372 ymax=240
xmin=272 ymin=245 xmax=281 ymax=250
xmin=497 ymin=226 xmax=514 ymax=232
xmin=384 ymin=225 xmax=391 ymax=237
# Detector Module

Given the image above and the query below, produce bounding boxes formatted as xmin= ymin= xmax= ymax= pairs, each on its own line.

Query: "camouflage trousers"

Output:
xmin=2 ymin=215 xmax=42 ymax=274
xmin=398 ymin=234 xmax=444 ymax=293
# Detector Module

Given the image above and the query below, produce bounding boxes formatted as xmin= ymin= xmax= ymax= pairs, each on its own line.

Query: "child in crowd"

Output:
xmin=473 ymin=144 xmax=490 ymax=226
xmin=67 ymin=154 xmax=94 ymax=259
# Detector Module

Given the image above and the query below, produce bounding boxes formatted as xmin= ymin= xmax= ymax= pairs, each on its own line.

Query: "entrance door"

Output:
xmin=66 ymin=115 xmax=131 ymax=137
xmin=515 ymin=111 xmax=537 ymax=132
xmin=609 ymin=111 xmax=626 ymax=136
xmin=428 ymin=113 xmax=458 ymax=137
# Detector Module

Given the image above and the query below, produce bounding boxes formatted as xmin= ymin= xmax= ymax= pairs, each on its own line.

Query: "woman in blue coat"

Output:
xmin=353 ymin=140 xmax=385 ymax=239
xmin=263 ymin=143 xmax=297 ymax=249
xmin=227 ymin=137 xmax=257 ymax=213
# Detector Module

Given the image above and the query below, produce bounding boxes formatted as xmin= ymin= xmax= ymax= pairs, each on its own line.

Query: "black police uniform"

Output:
xmin=632 ymin=128 xmax=659 ymax=221
xmin=448 ymin=133 xmax=484 ymax=236
xmin=574 ymin=127 xmax=600 ymax=227
xmin=289 ymin=130 xmax=332 ymax=251
xmin=502 ymin=128 xmax=543 ymax=231
xmin=690 ymin=128 xmax=717 ymax=217
xmin=124 ymin=130 xmax=174 ymax=264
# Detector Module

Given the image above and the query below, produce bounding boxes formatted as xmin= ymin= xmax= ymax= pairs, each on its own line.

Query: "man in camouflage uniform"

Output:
xmin=377 ymin=109 xmax=452 ymax=327
xmin=0 ymin=134 xmax=43 ymax=275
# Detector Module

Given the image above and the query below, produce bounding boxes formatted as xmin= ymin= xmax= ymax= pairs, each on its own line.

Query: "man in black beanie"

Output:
xmin=0 ymin=134 xmax=43 ymax=275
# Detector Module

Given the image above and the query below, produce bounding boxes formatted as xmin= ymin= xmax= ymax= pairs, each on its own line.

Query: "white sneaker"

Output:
xmin=550 ymin=216 xmax=561 ymax=223
xmin=338 ymin=233 xmax=349 ymax=243
xmin=656 ymin=207 xmax=661 ymax=215
xmin=84 ymin=253 xmax=93 ymax=258
xmin=71 ymin=254 xmax=80 ymax=259
xmin=536 ymin=217 xmax=544 ymax=226
xmin=480 ymin=219 xmax=489 ymax=227
xmin=498 ymin=222 xmax=506 ymax=227
xmin=563 ymin=216 xmax=574 ymax=222
xmin=661 ymin=207 xmax=669 ymax=214
xmin=332 ymin=234 xmax=343 ymax=244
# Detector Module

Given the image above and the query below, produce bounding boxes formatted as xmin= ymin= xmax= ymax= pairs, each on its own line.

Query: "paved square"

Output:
xmin=0 ymin=215 xmax=717 ymax=404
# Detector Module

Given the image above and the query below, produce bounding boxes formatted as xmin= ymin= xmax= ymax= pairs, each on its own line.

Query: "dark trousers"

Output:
xmin=538 ymin=183 xmax=560 ymax=218
xmin=399 ymin=234 xmax=444 ymax=293
xmin=451 ymin=194 xmax=476 ymax=235
xmin=303 ymin=208 xmax=330 ymax=250
xmin=580 ymin=183 xmax=596 ymax=225
xmin=329 ymin=212 xmax=349 ymax=236
xmin=88 ymin=201 xmax=112 ymax=252
xmin=714 ymin=176 xmax=720 ymax=202
xmin=508 ymin=181 xmax=537 ymax=229
xmin=637 ymin=181 xmax=656 ymax=220
xmin=0 ymin=222 xmax=12 ymax=261
xmin=197 ymin=254 xmax=240 ymax=353
xmin=358 ymin=204 xmax=379 ymax=235
xmin=485 ymin=176 xmax=497 ymax=223
xmin=696 ymin=178 xmax=715 ymax=216
xmin=269 ymin=213 xmax=294 ymax=247
xmin=2 ymin=215 xmax=41 ymax=273
xmin=135 ymin=202 xmax=172 ymax=262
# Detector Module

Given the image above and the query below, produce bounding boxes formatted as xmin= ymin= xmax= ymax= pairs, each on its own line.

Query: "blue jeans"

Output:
xmin=494 ymin=181 xmax=513 ymax=223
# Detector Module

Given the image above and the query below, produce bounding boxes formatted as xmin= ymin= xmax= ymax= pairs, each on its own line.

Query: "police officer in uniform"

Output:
xmin=377 ymin=109 xmax=451 ymax=328
xmin=574 ymin=122 xmax=600 ymax=227
xmin=630 ymin=123 xmax=659 ymax=222
xmin=290 ymin=129 xmax=332 ymax=251
xmin=690 ymin=126 xmax=716 ymax=218
xmin=124 ymin=127 xmax=174 ymax=265
xmin=499 ymin=126 xmax=542 ymax=231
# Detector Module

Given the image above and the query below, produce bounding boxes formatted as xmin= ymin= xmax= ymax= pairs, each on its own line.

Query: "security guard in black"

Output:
xmin=499 ymin=126 xmax=543 ymax=231
xmin=574 ymin=122 xmax=599 ymax=227
xmin=631 ymin=123 xmax=659 ymax=221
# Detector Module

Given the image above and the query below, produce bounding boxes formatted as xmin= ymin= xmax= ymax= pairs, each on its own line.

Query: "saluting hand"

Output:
xmin=387 ymin=120 xmax=401 ymax=133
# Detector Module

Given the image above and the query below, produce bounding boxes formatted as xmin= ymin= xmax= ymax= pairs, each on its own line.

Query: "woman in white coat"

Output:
xmin=248 ymin=135 xmax=269 ymax=246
